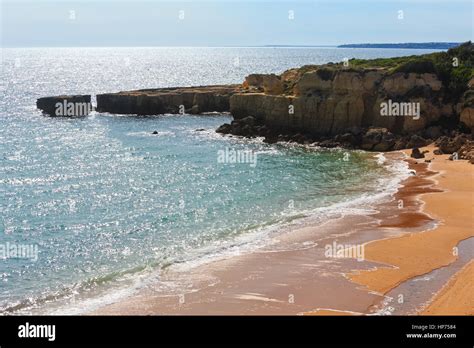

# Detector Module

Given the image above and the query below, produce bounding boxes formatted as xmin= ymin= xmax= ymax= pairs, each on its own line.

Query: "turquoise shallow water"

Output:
xmin=0 ymin=47 xmax=436 ymax=313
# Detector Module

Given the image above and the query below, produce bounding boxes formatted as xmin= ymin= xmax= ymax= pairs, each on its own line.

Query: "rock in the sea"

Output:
xmin=36 ymin=95 xmax=92 ymax=116
xmin=361 ymin=128 xmax=388 ymax=151
xmin=96 ymin=85 xmax=239 ymax=115
xmin=263 ymin=135 xmax=278 ymax=144
xmin=335 ymin=132 xmax=359 ymax=146
xmin=290 ymin=133 xmax=306 ymax=143
xmin=373 ymin=132 xmax=396 ymax=151
xmin=319 ymin=139 xmax=340 ymax=148
xmin=216 ymin=115 xmax=263 ymax=138
xmin=239 ymin=116 xmax=257 ymax=127
xmin=216 ymin=123 xmax=232 ymax=134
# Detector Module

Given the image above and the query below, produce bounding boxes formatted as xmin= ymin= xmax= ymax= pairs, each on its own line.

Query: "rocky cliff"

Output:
xmin=231 ymin=69 xmax=449 ymax=135
xmin=96 ymin=85 xmax=240 ymax=115
xmin=36 ymin=42 xmax=474 ymax=159
xmin=218 ymin=42 xmax=474 ymax=159
xmin=36 ymin=95 xmax=92 ymax=116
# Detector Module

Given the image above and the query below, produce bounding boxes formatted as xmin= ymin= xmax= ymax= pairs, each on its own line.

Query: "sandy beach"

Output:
xmin=91 ymin=147 xmax=473 ymax=316
xmin=349 ymin=146 xmax=474 ymax=315
xmin=422 ymin=260 xmax=474 ymax=315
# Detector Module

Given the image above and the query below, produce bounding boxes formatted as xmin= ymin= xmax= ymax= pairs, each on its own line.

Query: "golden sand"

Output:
xmin=349 ymin=146 xmax=474 ymax=313
xmin=93 ymin=147 xmax=472 ymax=315
xmin=422 ymin=260 xmax=474 ymax=315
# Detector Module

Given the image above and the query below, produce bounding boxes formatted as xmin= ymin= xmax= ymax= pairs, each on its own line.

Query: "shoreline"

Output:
xmin=42 ymin=149 xmax=407 ymax=315
xmin=348 ymin=145 xmax=474 ymax=315
xmin=85 ymin=147 xmax=474 ymax=315
xmin=422 ymin=260 xmax=474 ymax=315
xmin=1 ymin=140 xmax=410 ymax=316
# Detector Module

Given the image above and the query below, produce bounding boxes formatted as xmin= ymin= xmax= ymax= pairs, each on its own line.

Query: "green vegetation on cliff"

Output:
xmin=346 ymin=41 xmax=474 ymax=101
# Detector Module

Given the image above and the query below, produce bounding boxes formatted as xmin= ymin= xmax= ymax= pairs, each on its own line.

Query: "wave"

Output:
xmin=1 ymin=149 xmax=410 ymax=315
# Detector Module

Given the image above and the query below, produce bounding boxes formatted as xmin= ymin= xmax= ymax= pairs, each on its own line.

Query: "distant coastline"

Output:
xmin=338 ymin=42 xmax=461 ymax=49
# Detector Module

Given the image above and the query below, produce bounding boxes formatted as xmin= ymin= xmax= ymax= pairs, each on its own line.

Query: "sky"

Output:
xmin=1 ymin=0 xmax=473 ymax=47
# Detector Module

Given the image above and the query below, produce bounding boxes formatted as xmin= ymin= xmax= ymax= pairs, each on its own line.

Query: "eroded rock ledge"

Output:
xmin=36 ymin=95 xmax=92 ymax=116
xmin=96 ymin=85 xmax=241 ymax=115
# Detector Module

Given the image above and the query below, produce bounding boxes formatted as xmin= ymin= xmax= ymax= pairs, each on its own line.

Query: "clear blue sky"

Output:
xmin=1 ymin=0 xmax=472 ymax=47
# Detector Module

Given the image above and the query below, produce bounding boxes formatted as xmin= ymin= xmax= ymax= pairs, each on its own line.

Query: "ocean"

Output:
xmin=0 ymin=46 xmax=439 ymax=314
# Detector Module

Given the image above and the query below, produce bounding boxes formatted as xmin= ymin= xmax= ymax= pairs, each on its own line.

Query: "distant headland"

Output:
xmin=338 ymin=42 xmax=462 ymax=49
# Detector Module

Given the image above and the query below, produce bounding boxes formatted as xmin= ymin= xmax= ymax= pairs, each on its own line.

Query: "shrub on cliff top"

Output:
xmin=346 ymin=41 xmax=474 ymax=102
xmin=431 ymin=42 xmax=474 ymax=101
xmin=391 ymin=59 xmax=436 ymax=74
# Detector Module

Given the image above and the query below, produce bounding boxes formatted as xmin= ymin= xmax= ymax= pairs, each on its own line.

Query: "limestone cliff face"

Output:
xmin=231 ymin=67 xmax=452 ymax=135
xmin=459 ymin=78 xmax=474 ymax=131
xmin=96 ymin=85 xmax=240 ymax=115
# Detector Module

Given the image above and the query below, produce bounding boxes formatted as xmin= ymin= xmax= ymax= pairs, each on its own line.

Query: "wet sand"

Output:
xmin=349 ymin=146 xmax=473 ymax=314
xmin=92 ymin=148 xmax=473 ymax=315
xmin=422 ymin=260 xmax=474 ymax=315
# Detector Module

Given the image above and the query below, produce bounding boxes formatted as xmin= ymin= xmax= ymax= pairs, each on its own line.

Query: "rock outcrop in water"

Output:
xmin=96 ymin=85 xmax=241 ymax=115
xmin=36 ymin=95 xmax=92 ymax=116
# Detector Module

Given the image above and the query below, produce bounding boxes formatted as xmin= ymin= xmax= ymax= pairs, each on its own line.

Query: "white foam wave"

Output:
xmin=127 ymin=131 xmax=175 ymax=137
xmin=38 ymin=149 xmax=412 ymax=315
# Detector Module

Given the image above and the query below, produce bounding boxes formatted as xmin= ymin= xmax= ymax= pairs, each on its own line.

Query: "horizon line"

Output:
xmin=1 ymin=41 xmax=466 ymax=49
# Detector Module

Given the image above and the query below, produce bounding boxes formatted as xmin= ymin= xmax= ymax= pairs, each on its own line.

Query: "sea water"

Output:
xmin=0 ymin=47 xmax=439 ymax=314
